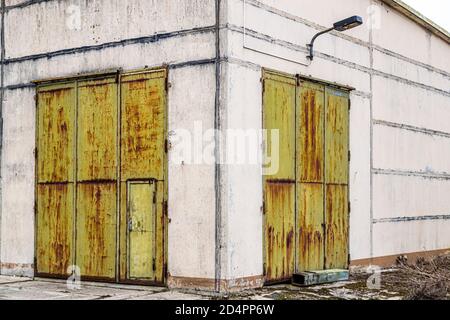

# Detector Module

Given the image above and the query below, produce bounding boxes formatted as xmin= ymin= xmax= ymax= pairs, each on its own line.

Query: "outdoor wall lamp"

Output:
xmin=307 ymin=16 xmax=363 ymax=61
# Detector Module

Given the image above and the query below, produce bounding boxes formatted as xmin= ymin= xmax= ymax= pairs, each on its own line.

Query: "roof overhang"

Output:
xmin=381 ymin=0 xmax=450 ymax=44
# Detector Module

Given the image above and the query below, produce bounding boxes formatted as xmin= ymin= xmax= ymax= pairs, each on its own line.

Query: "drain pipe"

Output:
xmin=0 ymin=0 xmax=5 ymax=275
xmin=214 ymin=0 xmax=223 ymax=294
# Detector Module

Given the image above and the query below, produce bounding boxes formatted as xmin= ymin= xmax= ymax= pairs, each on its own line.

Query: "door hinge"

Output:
xmin=348 ymin=201 xmax=351 ymax=214
xmin=163 ymin=262 xmax=168 ymax=277
xmin=163 ymin=200 xmax=168 ymax=217
xmin=164 ymin=139 xmax=168 ymax=153
xmin=349 ymin=100 xmax=351 ymax=110
xmin=165 ymin=79 xmax=170 ymax=92
xmin=348 ymin=150 xmax=351 ymax=162
xmin=34 ymin=148 xmax=38 ymax=161
xmin=152 ymin=258 xmax=156 ymax=271
xmin=153 ymin=191 xmax=157 ymax=204
xmin=348 ymin=253 xmax=351 ymax=264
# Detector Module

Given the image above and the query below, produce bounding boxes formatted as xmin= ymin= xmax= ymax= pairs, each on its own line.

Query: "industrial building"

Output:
xmin=0 ymin=0 xmax=449 ymax=293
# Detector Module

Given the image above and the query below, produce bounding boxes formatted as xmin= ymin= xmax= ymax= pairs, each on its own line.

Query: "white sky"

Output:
xmin=402 ymin=0 xmax=450 ymax=32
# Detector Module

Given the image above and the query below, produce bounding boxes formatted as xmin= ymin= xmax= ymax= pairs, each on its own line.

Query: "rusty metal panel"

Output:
xmin=76 ymin=183 xmax=117 ymax=279
xmin=127 ymin=181 xmax=156 ymax=280
xmin=37 ymin=83 xmax=75 ymax=183
xmin=298 ymin=81 xmax=324 ymax=183
xmin=296 ymin=81 xmax=326 ymax=272
xmin=325 ymin=88 xmax=349 ymax=184
xmin=296 ymin=81 xmax=325 ymax=272
xmin=36 ymin=83 xmax=76 ymax=277
xmin=36 ymin=184 xmax=74 ymax=276
xmin=296 ymin=183 xmax=324 ymax=272
xmin=76 ymin=76 xmax=118 ymax=279
xmin=264 ymin=183 xmax=295 ymax=282
xmin=263 ymin=71 xmax=296 ymax=181
xmin=121 ymin=71 xmax=166 ymax=181
xmin=325 ymin=87 xmax=349 ymax=270
xmin=263 ymin=71 xmax=296 ymax=283
xmin=77 ymin=78 xmax=118 ymax=181
xmin=325 ymin=185 xmax=349 ymax=269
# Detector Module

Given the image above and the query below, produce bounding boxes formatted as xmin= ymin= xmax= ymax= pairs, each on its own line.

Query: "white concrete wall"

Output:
xmin=167 ymin=65 xmax=216 ymax=280
xmin=223 ymin=0 xmax=450 ymax=279
xmin=0 ymin=0 xmax=218 ymax=281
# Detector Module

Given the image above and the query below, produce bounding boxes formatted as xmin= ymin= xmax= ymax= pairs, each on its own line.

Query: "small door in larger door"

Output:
xmin=127 ymin=181 xmax=157 ymax=280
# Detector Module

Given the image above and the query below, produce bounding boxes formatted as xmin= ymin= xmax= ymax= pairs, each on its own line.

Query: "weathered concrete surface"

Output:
xmin=0 ymin=276 xmax=203 ymax=300
xmin=0 ymin=272 xmax=412 ymax=300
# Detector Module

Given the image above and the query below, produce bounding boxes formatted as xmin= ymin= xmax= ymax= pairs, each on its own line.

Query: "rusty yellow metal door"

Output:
xmin=324 ymin=87 xmax=349 ymax=270
xmin=36 ymin=83 xmax=76 ymax=277
xmin=119 ymin=70 xmax=167 ymax=283
xmin=263 ymin=71 xmax=296 ymax=283
xmin=296 ymin=81 xmax=325 ymax=272
xmin=76 ymin=77 xmax=118 ymax=280
xmin=263 ymin=71 xmax=350 ymax=282
xmin=36 ymin=69 xmax=167 ymax=284
xmin=296 ymin=82 xmax=349 ymax=272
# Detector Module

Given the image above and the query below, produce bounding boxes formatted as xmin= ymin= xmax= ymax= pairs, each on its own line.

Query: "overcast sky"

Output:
xmin=402 ymin=0 xmax=450 ymax=32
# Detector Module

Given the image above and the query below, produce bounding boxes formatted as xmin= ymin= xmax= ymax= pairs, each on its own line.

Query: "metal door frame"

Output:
xmin=34 ymin=67 xmax=169 ymax=286
xmin=261 ymin=68 xmax=352 ymax=284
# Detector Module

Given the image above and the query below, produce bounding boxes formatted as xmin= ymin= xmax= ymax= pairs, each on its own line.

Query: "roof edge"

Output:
xmin=380 ymin=0 xmax=450 ymax=44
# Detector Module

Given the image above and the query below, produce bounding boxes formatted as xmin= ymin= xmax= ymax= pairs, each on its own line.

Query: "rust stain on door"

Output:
xmin=296 ymin=183 xmax=324 ymax=272
xmin=121 ymin=71 xmax=166 ymax=181
xmin=264 ymin=182 xmax=295 ymax=282
xmin=296 ymin=82 xmax=325 ymax=272
xmin=36 ymin=83 xmax=76 ymax=277
xmin=76 ymin=183 xmax=117 ymax=279
xmin=325 ymin=90 xmax=349 ymax=185
xmin=36 ymin=184 xmax=74 ymax=276
xmin=325 ymin=185 xmax=349 ymax=269
xmin=324 ymin=88 xmax=350 ymax=270
xmin=37 ymin=84 xmax=75 ymax=183
xmin=263 ymin=71 xmax=296 ymax=283
xmin=298 ymin=82 xmax=324 ymax=183
xmin=77 ymin=78 xmax=118 ymax=181
xmin=76 ymin=78 xmax=118 ymax=279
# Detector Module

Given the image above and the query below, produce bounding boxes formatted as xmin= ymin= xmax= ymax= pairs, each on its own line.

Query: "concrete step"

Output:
xmin=292 ymin=269 xmax=349 ymax=286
